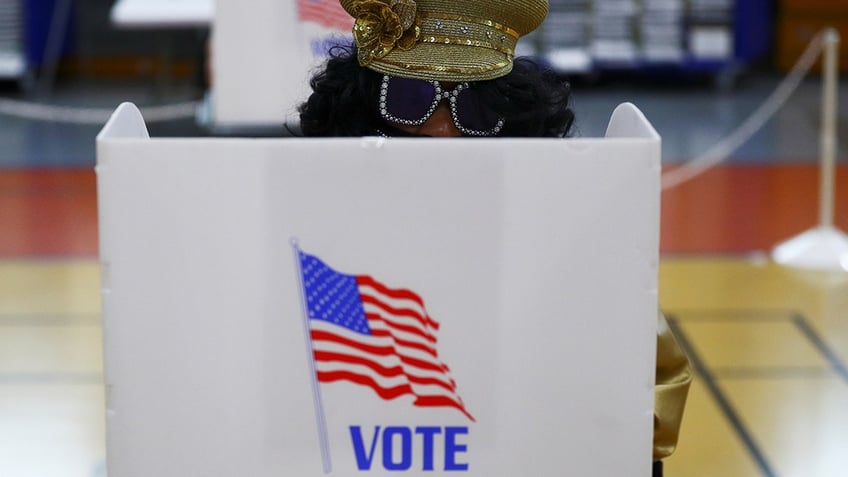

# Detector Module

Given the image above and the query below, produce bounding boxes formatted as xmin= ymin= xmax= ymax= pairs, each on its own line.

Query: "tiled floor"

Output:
xmin=1 ymin=70 xmax=848 ymax=477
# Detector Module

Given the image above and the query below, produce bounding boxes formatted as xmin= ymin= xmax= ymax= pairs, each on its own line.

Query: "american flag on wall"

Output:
xmin=297 ymin=251 xmax=475 ymax=422
xmin=297 ymin=0 xmax=355 ymax=31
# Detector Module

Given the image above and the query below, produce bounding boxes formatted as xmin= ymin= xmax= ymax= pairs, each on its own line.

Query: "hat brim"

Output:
xmin=365 ymin=43 xmax=514 ymax=82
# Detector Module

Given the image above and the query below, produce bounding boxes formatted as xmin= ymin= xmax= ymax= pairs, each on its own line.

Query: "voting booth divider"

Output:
xmin=95 ymin=102 xmax=661 ymax=477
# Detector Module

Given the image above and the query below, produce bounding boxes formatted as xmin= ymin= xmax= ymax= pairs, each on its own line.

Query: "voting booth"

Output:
xmin=96 ymin=102 xmax=661 ymax=477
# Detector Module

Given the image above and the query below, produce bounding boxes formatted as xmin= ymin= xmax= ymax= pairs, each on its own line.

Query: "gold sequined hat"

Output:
xmin=339 ymin=0 xmax=548 ymax=82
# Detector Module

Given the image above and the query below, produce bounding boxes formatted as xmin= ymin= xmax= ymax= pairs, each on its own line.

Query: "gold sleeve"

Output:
xmin=654 ymin=312 xmax=693 ymax=460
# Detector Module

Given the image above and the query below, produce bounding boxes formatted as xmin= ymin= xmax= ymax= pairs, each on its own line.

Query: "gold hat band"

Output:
xmin=422 ymin=12 xmax=520 ymax=40
xmin=420 ymin=35 xmax=513 ymax=56
xmin=417 ymin=13 xmax=518 ymax=56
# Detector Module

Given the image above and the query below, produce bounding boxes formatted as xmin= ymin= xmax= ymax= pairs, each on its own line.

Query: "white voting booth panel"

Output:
xmin=96 ymin=102 xmax=661 ymax=477
xmin=211 ymin=0 xmax=353 ymax=126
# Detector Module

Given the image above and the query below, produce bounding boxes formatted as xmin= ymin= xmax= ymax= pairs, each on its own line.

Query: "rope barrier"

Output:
xmin=0 ymin=98 xmax=200 ymax=124
xmin=0 ymin=30 xmax=835 ymax=183
xmin=660 ymin=30 xmax=831 ymax=190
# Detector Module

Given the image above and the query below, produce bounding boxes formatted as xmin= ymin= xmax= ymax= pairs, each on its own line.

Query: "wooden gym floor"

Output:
xmin=1 ymin=164 xmax=846 ymax=477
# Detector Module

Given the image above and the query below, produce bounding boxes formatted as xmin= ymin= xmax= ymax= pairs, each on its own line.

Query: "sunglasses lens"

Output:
xmin=384 ymin=77 xmax=437 ymax=122
xmin=454 ymin=88 xmax=503 ymax=133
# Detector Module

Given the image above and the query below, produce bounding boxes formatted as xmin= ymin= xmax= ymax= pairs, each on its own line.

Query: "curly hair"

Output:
xmin=298 ymin=45 xmax=574 ymax=138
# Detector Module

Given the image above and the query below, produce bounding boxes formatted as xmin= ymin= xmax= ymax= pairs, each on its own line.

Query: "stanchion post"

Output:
xmin=772 ymin=28 xmax=848 ymax=272
xmin=819 ymin=29 xmax=840 ymax=229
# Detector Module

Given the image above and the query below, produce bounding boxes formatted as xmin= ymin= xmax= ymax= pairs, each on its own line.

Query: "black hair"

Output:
xmin=298 ymin=45 xmax=574 ymax=138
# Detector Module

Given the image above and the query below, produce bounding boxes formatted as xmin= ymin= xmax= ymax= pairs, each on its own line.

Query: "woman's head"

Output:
xmin=298 ymin=0 xmax=572 ymax=138
xmin=299 ymin=46 xmax=574 ymax=138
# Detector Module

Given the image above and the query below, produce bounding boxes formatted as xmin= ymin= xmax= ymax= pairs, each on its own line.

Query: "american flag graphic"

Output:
xmin=298 ymin=251 xmax=475 ymax=422
xmin=297 ymin=0 xmax=355 ymax=31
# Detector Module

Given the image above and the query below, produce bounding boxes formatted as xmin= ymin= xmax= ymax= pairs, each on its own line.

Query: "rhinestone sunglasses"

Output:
xmin=379 ymin=75 xmax=505 ymax=137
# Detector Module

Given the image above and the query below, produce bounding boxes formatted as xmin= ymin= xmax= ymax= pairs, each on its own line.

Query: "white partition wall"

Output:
xmin=96 ymin=103 xmax=661 ymax=477
xmin=211 ymin=0 xmax=353 ymax=126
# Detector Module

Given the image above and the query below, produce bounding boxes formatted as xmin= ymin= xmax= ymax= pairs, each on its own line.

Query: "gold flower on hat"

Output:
xmin=351 ymin=0 xmax=421 ymax=66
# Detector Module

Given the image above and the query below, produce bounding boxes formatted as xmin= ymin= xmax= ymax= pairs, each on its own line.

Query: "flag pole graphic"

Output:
xmin=291 ymin=239 xmax=332 ymax=474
